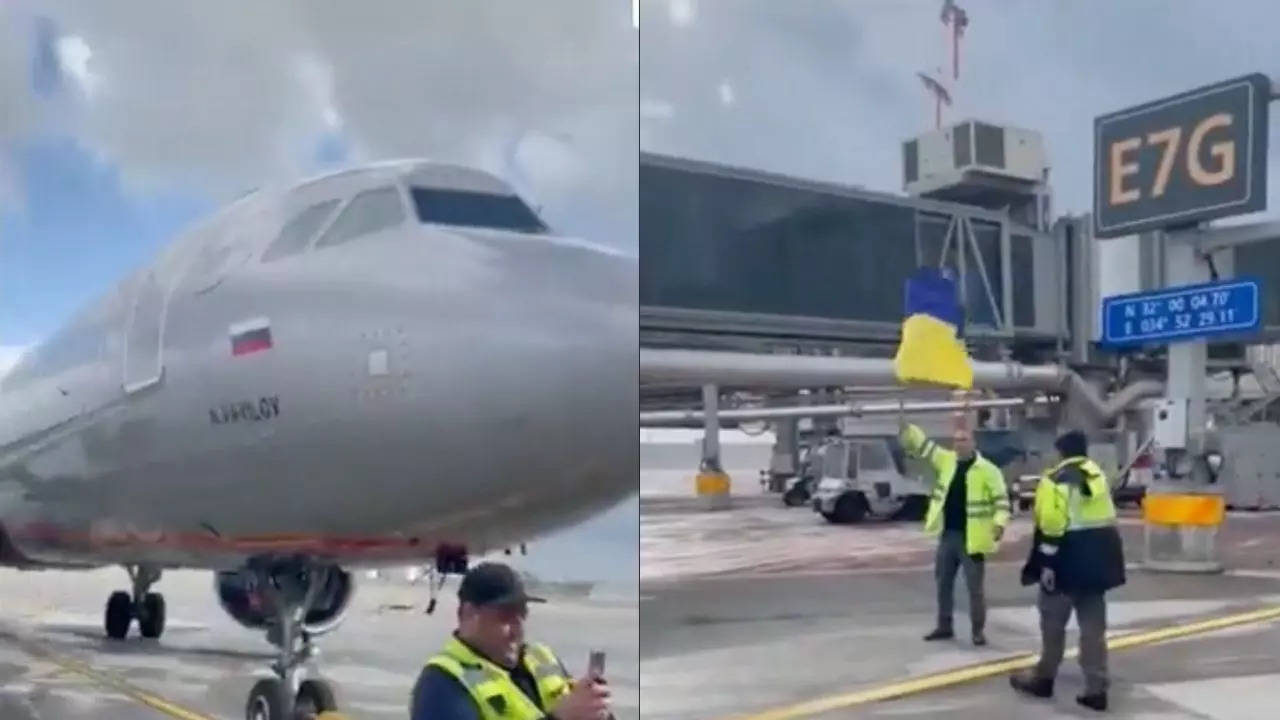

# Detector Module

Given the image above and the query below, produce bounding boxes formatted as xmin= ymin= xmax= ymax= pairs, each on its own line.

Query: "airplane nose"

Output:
xmin=552 ymin=249 xmax=638 ymax=496
xmin=496 ymin=238 xmax=637 ymax=500
xmin=414 ymin=231 xmax=637 ymax=506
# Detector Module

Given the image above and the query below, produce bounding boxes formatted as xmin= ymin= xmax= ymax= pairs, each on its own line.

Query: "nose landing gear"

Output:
xmin=241 ymin=559 xmax=340 ymax=720
xmin=424 ymin=544 xmax=469 ymax=615
xmin=104 ymin=565 xmax=165 ymax=640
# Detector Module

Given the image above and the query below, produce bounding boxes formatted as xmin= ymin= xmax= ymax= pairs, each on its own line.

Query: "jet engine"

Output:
xmin=214 ymin=565 xmax=354 ymax=636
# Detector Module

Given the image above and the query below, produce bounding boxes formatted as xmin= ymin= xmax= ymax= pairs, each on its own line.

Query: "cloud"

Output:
xmin=639 ymin=0 xmax=1280 ymax=220
xmin=1 ymin=0 xmax=637 ymax=247
xmin=0 ymin=346 xmax=28 ymax=378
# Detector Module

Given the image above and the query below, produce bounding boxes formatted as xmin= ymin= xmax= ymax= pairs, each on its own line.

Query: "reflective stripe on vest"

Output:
xmin=1038 ymin=458 xmax=1116 ymax=556
xmin=935 ymin=482 xmax=1007 ymax=519
xmin=966 ymin=499 xmax=995 ymax=517
xmin=426 ymin=637 xmax=571 ymax=720
xmin=524 ymin=642 xmax=571 ymax=702
xmin=1067 ymin=486 xmax=1118 ymax=530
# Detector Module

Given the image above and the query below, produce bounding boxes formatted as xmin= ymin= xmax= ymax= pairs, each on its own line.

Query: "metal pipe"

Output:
xmin=640 ymin=348 xmax=1165 ymax=427
xmin=640 ymin=396 xmax=1043 ymax=426
xmin=1065 ymin=375 xmax=1165 ymax=426
xmin=640 ymin=348 xmax=1068 ymax=391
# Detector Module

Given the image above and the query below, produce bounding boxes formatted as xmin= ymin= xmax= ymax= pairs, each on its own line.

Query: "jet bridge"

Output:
xmin=640 ymin=150 xmax=1067 ymax=362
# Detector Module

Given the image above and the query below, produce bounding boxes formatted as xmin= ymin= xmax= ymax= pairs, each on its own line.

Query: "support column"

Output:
xmin=1164 ymin=239 xmax=1208 ymax=445
xmin=767 ymin=418 xmax=799 ymax=493
xmin=1143 ymin=233 xmax=1224 ymax=573
xmin=696 ymin=384 xmax=731 ymax=510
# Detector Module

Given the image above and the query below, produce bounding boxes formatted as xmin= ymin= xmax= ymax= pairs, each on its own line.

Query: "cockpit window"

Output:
xmin=410 ymin=187 xmax=548 ymax=234
xmin=262 ymin=199 xmax=340 ymax=263
xmin=315 ymin=186 xmax=406 ymax=249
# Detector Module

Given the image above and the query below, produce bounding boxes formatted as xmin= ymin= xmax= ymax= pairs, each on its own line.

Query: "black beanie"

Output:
xmin=1054 ymin=430 xmax=1089 ymax=458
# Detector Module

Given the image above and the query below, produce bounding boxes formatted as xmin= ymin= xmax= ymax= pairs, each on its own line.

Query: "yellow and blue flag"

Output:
xmin=893 ymin=268 xmax=974 ymax=389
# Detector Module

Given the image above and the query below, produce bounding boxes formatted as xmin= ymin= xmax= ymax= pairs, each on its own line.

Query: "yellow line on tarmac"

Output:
xmin=730 ymin=603 xmax=1280 ymax=720
xmin=0 ymin=628 xmax=215 ymax=720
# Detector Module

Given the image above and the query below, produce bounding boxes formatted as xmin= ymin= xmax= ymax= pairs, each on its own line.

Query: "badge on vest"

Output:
xmin=487 ymin=695 xmax=508 ymax=715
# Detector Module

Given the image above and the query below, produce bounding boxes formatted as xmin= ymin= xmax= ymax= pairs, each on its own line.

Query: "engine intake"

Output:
xmin=215 ymin=565 xmax=354 ymax=636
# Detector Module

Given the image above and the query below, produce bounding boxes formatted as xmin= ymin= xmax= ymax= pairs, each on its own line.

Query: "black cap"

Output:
xmin=1054 ymin=430 xmax=1089 ymax=458
xmin=457 ymin=562 xmax=545 ymax=608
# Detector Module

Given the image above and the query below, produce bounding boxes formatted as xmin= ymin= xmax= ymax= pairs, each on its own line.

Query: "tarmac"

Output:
xmin=0 ymin=565 xmax=639 ymax=720
xmin=640 ymin=489 xmax=1280 ymax=720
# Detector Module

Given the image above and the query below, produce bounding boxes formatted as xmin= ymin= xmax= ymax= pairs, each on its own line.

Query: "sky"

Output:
xmin=0 ymin=0 xmax=638 ymax=361
xmin=640 ymin=0 xmax=1280 ymax=237
xmin=0 ymin=0 xmax=639 ymax=586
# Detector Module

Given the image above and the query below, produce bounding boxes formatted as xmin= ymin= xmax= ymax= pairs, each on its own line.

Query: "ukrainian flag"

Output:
xmin=893 ymin=268 xmax=973 ymax=389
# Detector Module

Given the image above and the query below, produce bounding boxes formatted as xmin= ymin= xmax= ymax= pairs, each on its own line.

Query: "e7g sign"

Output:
xmin=1094 ymin=73 xmax=1271 ymax=238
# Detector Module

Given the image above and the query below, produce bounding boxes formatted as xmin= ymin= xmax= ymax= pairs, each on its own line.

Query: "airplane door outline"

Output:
xmin=122 ymin=269 xmax=166 ymax=393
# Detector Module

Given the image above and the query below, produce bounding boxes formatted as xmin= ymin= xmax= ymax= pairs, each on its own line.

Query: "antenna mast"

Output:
xmin=920 ymin=0 xmax=969 ymax=129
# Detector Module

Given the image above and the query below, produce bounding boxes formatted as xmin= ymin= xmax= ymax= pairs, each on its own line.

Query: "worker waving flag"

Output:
xmin=893 ymin=267 xmax=974 ymax=389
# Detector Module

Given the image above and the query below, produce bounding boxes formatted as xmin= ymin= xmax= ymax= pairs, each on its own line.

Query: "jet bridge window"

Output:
xmin=315 ymin=186 xmax=406 ymax=249
xmin=410 ymin=187 xmax=548 ymax=234
xmin=262 ymin=199 xmax=340 ymax=263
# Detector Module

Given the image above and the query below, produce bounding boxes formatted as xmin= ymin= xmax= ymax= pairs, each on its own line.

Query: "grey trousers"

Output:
xmin=935 ymin=530 xmax=985 ymax=634
xmin=1033 ymin=588 xmax=1109 ymax=695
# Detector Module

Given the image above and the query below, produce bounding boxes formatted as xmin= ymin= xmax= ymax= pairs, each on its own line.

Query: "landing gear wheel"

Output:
xmin=296 ymin=679 xmax=338 ymax=717
xmin=241 ymin=561 xmax=345 ymax=720
xmin=105 ymin=591 xmax=132 ymax=639
xmin=245 ymin=678 xmax=290 ymax=720
xmin=138 ymin=592 xmax=166 ymax=639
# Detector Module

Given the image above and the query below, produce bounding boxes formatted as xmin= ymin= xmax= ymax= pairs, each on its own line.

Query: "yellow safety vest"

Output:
xmin=900 ymin=424 xmax=1011 ymax=555
xmin=1033 ymin=456 xmax=1118 ymax=555
xmin=1029 ymin=455 xmax=1126 ymax=594
xmin=426 ymin=637 xmax=572 ymax=719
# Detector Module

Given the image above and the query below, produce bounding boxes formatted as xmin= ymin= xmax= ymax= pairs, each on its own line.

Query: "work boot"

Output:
xmin=1077 ymin=693 xmax=1108 ymax=712
xmin=1009 ymin=671 xmax=1053 ymax=698
xmin=923 ymin=627 xmax=954 ymax=641
xmin=972 ymin=631 xmax=987 ymax=646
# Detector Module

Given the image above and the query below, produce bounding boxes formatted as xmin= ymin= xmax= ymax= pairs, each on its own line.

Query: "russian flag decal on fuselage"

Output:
xmin=229 ymin=317 xmax=273 ymax=357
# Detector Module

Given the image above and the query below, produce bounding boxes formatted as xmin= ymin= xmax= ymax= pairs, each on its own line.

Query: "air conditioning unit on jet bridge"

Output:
xmin=902 ymin=120 xmax=1049 ymax=207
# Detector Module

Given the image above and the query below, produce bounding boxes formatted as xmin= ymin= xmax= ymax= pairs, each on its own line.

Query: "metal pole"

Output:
xmin=768 ymin=417 xmax=799 ymax=492
xmin=1143 ymin=229 xmax=1222 ymax=574
xmin=640 ymin=348 xmax=1068 ymax=391
xmin=641 ymin=396 xmax=1039 ymax=426
xmin=697 ymin=383 xmax=730 ymax=509
xmin=1163 ymin=232 xmax=1208 ymax=451
xmin=700 ymin=383 xmax=722 ymax=472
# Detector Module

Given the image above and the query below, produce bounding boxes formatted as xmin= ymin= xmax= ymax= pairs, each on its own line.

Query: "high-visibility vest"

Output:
xmin=425 ymin=637 xmax=572 ymax=719
xmin=900 ymin=424 xmax=1011 ymax=555
xmin=1033 ymin=457 xmax=1118 ymax=547
xmin=1033 ymin=456 xmax=1126 ymax=593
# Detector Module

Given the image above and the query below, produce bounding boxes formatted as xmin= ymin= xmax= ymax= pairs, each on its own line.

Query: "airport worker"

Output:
xmin=1010 ymin=429 xmax=1125 ymax=712
xmin=899 ymin=416 xmax=1010 ymax=646
xmin=410 ymin=562 xmax=613 ymax=720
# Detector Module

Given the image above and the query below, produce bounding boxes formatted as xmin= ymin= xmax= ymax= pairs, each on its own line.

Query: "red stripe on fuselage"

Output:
xmin=7 ymin=525 xmax=445 ymax=561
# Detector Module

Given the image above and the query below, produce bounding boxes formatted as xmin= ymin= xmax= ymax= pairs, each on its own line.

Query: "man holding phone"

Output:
xmin=411 ymin=562 xmax=612 ymax=719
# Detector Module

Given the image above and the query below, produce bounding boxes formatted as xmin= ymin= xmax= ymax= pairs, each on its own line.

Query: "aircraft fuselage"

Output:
xmin=0 ymin=160 xmax=638 ymax=570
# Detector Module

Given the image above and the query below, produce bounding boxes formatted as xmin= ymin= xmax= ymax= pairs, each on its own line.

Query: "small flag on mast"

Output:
xmin=917 ymin=73 xmax=953 ymax=106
